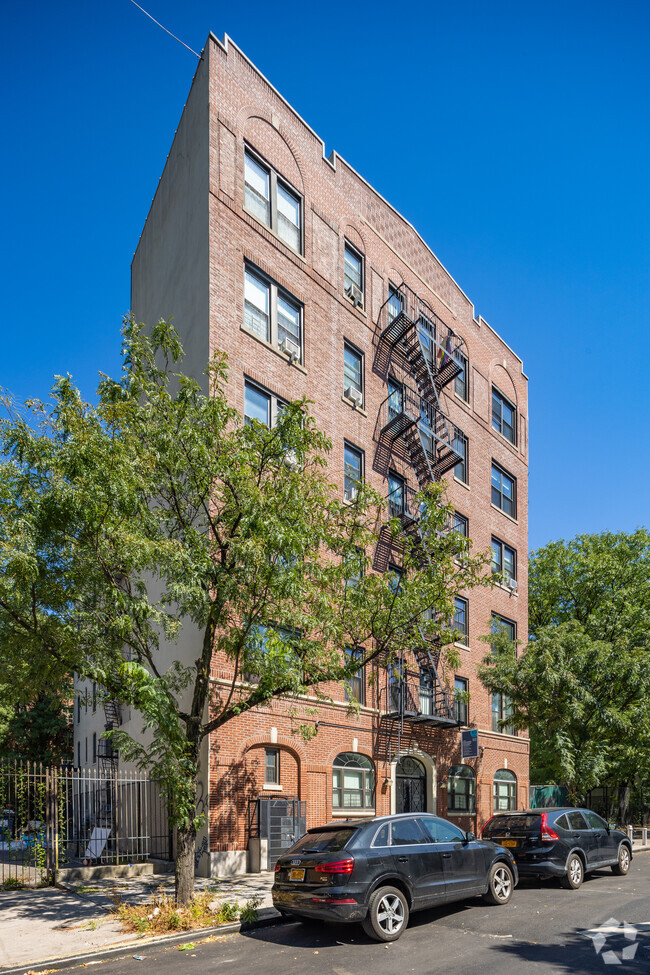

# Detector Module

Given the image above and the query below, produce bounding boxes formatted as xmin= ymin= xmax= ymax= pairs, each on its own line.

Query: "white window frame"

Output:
xmin=244 ymin=146 xmax=303 ymax=254
xmin=244 ymin=263 xmax=303 ymax=363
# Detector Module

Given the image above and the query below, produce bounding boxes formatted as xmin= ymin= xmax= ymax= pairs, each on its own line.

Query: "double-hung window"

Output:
xmin=343 ymin=343 xmax=364 ymax=406
xmin=244 ymin=147 xmax=302 ymax=252
xmin=244 ymin=379 xmax=286 ymax=427
xmin=447 ymin=765 xmax=476 ymax=814
xmin=454 ymin=350 xmax=469 ymax=401
xmin=453 ymin=511 xmax=468 ymax=536
xmin=492 ymin=693 xmax=516 ymax=735
xmin=387 ymin=471 xmax=405 ymax=519
xmin=244 ymin=265 xmax=303 ymax=361
xmin=387 ymin=283 xmax=403 ymax=323
xmin=491 ymin=537 xmax=516 ymax=583
xmin=454 ymin=596 xmax=469 ymax=646
xmin=492 ymin=387 xmax=517 ymax=444
xmin=344 ymin=647 xmax=365 ymax=705
xmin=454 ymin=676 xmax=469 ymax=725
xmin=453 ymin=427 xmax=468 ymax=484
xmin=491 ymin=462 xmax=516 ymax=518
xmin=344 ymin=442 xmax=363 ymax=502
xmin=265 ymin=748 xmax=280 ymax=785
xmin=344 ymin=242 xmax=364 ymax=306
xmin=491 ymin=613 xmax=517 ymax=643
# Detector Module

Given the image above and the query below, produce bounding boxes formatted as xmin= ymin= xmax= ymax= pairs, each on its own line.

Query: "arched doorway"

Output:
xmin=396 ymin=756 xmax=426 ymax=813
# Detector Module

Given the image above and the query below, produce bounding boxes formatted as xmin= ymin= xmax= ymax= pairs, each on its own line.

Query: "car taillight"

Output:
xmin=481 ymin=817 xmax=495 ymax=837
xmin=274 ymin=862 xmax=282 ymax=872
xmin=314 ymin=858 xmax=354 ymax=874
xmin=541 ymin=813 xmax=559 ymax=841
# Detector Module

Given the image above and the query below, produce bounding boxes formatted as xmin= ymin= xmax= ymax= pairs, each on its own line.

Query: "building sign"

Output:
xmin=461 ymin=728 xmax=479 ymax=759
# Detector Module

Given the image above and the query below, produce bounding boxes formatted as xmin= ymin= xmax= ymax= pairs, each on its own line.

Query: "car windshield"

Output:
xmin=485 ymin=815 xmax=540 ymax=831
xmin=288 ymin=828 xmax=356 ymax=853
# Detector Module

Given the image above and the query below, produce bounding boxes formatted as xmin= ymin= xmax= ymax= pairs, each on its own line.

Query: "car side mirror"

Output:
xmin=607 ymin=824 xmax=614 ymax=832
xmin=465 ymin=831 xmax=475 ymax=843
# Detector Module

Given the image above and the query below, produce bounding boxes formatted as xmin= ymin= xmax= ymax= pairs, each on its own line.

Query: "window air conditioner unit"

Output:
xmin=345 ymin=283 xmax=363 ymax=307
xmin=284 ymin=449 xmax=300 ymax=471
xmin=345 ymin=386 xmax=363 ymax=408
xmin=280 ymin=337 xmax=300 ymax=362
xmin=508 ymin=577 xmax=518 ymax=592
xmin=345 ymin=486 xmax=358 ymax=503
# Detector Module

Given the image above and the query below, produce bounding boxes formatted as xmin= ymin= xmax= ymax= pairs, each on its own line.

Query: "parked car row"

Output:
xmin=271 ymin=808 xmax=632 ymax=942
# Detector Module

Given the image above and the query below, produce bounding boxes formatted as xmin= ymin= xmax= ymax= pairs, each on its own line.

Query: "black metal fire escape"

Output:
xmin=99 ymin=699 xmax=121 ymax=776
xmin=376 ymin=282 xmax=464 ymax=732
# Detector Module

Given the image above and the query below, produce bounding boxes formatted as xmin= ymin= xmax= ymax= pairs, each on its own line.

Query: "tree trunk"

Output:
xmin=175 ymin=823 xmax=197 ymax=906
xmin=617 ymin=782 xmax=631 ymax=826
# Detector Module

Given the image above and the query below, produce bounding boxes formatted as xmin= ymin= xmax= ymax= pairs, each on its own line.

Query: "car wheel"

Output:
xmin=612 ymin=845 xmax=631 ymax=876
xmin=361 ymin=886 xmax=409 ymax=942
xmin=483 ymin=862 xmax=514 ymax=905
xmin=561 ymin=853 xmax=584 ymax=889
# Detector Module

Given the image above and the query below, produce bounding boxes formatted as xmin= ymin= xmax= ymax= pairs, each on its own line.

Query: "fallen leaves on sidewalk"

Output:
xmin=113 ymin=889 xmax=261 ymax=935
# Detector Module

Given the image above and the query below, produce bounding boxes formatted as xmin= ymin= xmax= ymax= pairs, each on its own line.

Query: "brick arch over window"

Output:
xmin=489 ymin=359 xmax=519 ymax=408
xmin=239 ymin=111 xmax=305 ymax=194
xmin=341 ymin=222 xmax=367 ymax=255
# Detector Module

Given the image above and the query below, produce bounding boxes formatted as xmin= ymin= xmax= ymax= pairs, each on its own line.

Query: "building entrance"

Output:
xmin=396 ymin=755 xmax=426 ymax=813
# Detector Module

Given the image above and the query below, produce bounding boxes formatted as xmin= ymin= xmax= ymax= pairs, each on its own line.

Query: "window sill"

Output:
xmin=343 ymin=294 xmax=367 ymax=318
xmin=490 ymin=503 xmax=518 ymax=526
xmin=453 ymin=476 xmax=470 ymax=492
xmin=332 ymin=809 xmax=375 ymax=818
xmin=341 ymin=395 xmax=367 ymax=417
xmin=492 ymin=426 xmax=518 ymax=451
xmin=262 ymin=783 xmax=283 ymax=791
xmin=454 ymin=641 xmax=470 ymax=651
xmin=239 ymin=325 xmax=308 ymax=374
xmin=242 ymin=206 xmax=306 ymax=263
xmin=493 ymin=579 xmax=519 ymax=597
xmin=454 ymin=392 xmax=470 ymax=407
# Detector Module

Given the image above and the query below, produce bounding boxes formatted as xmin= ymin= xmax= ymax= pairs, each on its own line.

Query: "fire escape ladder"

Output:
xmin=100 ymin=699 xmax=122 ymax=775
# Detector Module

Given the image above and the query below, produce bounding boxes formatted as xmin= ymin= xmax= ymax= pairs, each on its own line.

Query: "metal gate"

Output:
xmin=396 ymin=756 xmax=426 ymax=813
xmin=258 ymin=797 xmax=306 ymax=869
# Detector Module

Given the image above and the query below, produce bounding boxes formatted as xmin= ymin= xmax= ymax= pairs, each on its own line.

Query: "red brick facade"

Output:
xmin=133 ymin=33 xmax=529 ymax=873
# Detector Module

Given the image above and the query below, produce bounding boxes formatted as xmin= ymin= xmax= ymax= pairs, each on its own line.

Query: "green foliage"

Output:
xmin=480 ymin=530 xmax=650 ymax=799
xmin=0 ymin=319 xmax=490 ymax=894
xmin=0 ymin=691 xmax=72 ymax=764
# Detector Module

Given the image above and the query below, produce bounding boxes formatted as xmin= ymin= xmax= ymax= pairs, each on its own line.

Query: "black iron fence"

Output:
xmin=0 ymin=761 xmax=170 ymax=885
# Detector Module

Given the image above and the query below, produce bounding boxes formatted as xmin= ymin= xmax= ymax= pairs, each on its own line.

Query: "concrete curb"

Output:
xmin=0 ymin=907 xmax=284 ymax=975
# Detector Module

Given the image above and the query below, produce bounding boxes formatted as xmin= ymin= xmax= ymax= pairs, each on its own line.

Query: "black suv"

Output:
xmin=272 ymin=813 xmax=518 ymax=941
xmin=481 ymin=808 xmax=632 ymax=889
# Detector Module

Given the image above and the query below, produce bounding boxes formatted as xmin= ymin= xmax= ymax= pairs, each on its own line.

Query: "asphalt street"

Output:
xmin=54 ymin=853 xmax=650 ymax=975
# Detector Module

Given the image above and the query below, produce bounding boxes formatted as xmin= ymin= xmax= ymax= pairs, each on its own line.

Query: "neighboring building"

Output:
xmin=77 ymin=32 xmax=529 ymax=875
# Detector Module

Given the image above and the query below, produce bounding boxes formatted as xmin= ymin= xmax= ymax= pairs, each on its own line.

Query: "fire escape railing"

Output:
xmin=379 ymin=385 xmax=461 ymax=485
xmin=382 ymin=670 xmax=457 ymax=726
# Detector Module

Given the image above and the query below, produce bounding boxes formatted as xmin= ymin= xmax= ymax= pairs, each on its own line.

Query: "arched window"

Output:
xmin=333 ymin=753 xmax=375 ymax=810
xmin=447 ymin=764 xmax=476 ymax=814
xmin=493 ymin=769 xmax=517 ymax=811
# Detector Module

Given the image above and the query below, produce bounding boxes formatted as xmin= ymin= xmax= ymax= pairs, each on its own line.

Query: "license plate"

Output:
xmin=500 ymin=839 xmax=517 ymax=848
xmin=289 ymin=868 xmax=305 ymax=881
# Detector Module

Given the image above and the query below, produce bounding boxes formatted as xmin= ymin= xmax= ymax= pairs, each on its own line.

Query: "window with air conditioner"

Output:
xmin=343 ymin=342 xmax=364 ymax=407
xmin=344 ymin=442 xmax=363 ymax=502
xmin=243 ymin=264 xmax=303 ymax=363
xmin=344 ymin=242 xmax=364 ymax=307
xmin=244 ymin=147 xmax=303 ymax=254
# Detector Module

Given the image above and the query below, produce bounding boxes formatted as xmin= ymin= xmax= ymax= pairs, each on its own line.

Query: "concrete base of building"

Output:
xmin=208 ymin=850 xmax=249 ymax=877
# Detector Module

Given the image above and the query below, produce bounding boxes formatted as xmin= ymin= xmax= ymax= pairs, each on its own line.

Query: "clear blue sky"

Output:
xmin=1 ymin=0 xmax=648 ymax=552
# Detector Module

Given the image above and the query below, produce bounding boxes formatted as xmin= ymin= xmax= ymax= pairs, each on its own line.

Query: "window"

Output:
xmin=77 ymin=695 xmax=81 ymax=724
xmin=492 ymin=692 xmax=516 ymax=735
xmin=492 ymin=387 xmax=516 ymax=445
xmin=453 ymin=428 xmax=468 ymax=484
xmin=265 ymin=748 xmax=280 ymax=785
xmin=344 ymin=547 xmax=364 ymax=588
xmin=387 ymin=378 xmax=403 ymax=422
xmin=92 ymin=732 xmax=97 ymax=764
xmin=585 ymin=811 xmax=608 ymax=830
xmin=390 ymin=818 xmax=427 ymax=845
xmin=493 ymin=769 xmax=517 ymax=811
xmin=344 ymin=242 xmax=364 ymax=305
xmin=77 ymin=741 xmax=80 ymax=768
xmin=344 ymin=648 xmax=365 ymax=705
xmin=491 ymin=462 xmax=516 ymax=518
xmin=454 ymin=676 xmax=469 ymax=725
xmin=421 ymin=817 xmax=465 ymax=843
xmin=491 ymin=613 xmax=517 ymax=643
xmin=447 ymin=765 xmax=476 ymax=814
xmin=85 ymin=737 xmax=88 ymax=763
xmin=244 ymin=379 xmax=286 ymax=428
xmin=344 ymin=442 xmax=363 ymax=501
xmin=491 ymin=537 xmax=516 ymax=583
xmin=244 ymin=265 xmax=303 ymax=360
xmin=454 ymin=597 xmax=469 ymax=646
xmin=244 ymin=147 xmax=302 ymax=252
xmin=453 ymin=512 xmax=468 ymax=536
xmin=567 ymin=810 xmax=589 ymax=831
xmin=343 ymin=343 xmax=364 ymax=405
xmin=92 ymin=683 xmax=97 ymax=713
xmin=332 ymin=752 xmax=375 ymax=809
xmin=454 ymin=350 xmax=468 ymax=401
xmin=387 ymin=471 xmax=405 ymax=518
xmin=387 ymin=283 xmax=403 ymax=323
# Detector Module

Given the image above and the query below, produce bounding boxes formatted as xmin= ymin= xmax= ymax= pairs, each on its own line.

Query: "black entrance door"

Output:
xmin=396 ymin=756 xmax=426 ymax=813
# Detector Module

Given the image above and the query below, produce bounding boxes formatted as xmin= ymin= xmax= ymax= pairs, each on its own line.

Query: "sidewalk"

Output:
xmin=0 ymin=871 xmax=276 ymax=972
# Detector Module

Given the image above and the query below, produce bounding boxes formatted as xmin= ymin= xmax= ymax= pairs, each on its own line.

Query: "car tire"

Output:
xmin=483 ymin=862 xmax=514 ymax=905
xmin=612 ymin=845 xmax=631 ymax=876
xmin=561 ymin=853 xmax=584 ymax=889
xmin=361 ymin=886 xmax=409 ymax=942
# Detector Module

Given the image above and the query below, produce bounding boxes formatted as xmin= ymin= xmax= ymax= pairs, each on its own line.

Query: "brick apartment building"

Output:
xmin=76 ymin=32 xmax=529 ymax=876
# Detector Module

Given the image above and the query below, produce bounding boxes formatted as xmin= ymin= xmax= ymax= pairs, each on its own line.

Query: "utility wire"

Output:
xmin=128 ymin=1 xmax=200 ymax=58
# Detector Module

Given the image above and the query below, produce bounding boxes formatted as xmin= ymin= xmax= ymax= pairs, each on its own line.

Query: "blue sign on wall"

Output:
xmin=461 ymin=728 xmax=479 ymax=759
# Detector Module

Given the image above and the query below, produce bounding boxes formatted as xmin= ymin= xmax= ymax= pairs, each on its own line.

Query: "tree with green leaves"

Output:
xmin=0 ymin=690 xmax=72 ymax=765
xmin=480 ymin=531 xmax=650 ymax=816
xmin=0 ymin=320 xmax=490 ymax=902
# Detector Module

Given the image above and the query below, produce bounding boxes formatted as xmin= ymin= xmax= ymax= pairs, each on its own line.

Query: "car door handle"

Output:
xmin=397 ymin=856 xmax=409 ymax=862
xmin=442 ymin=853 xmax=452 ymax=859
xmin=572 ymin=833 xmax=580 ymax=839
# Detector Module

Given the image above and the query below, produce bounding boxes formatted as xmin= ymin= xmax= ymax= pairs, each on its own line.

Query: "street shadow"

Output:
xmin=0 ymin=888 xmax=111 ymax=927
xmin=487 ymin=925 xmax=650 ymax=973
